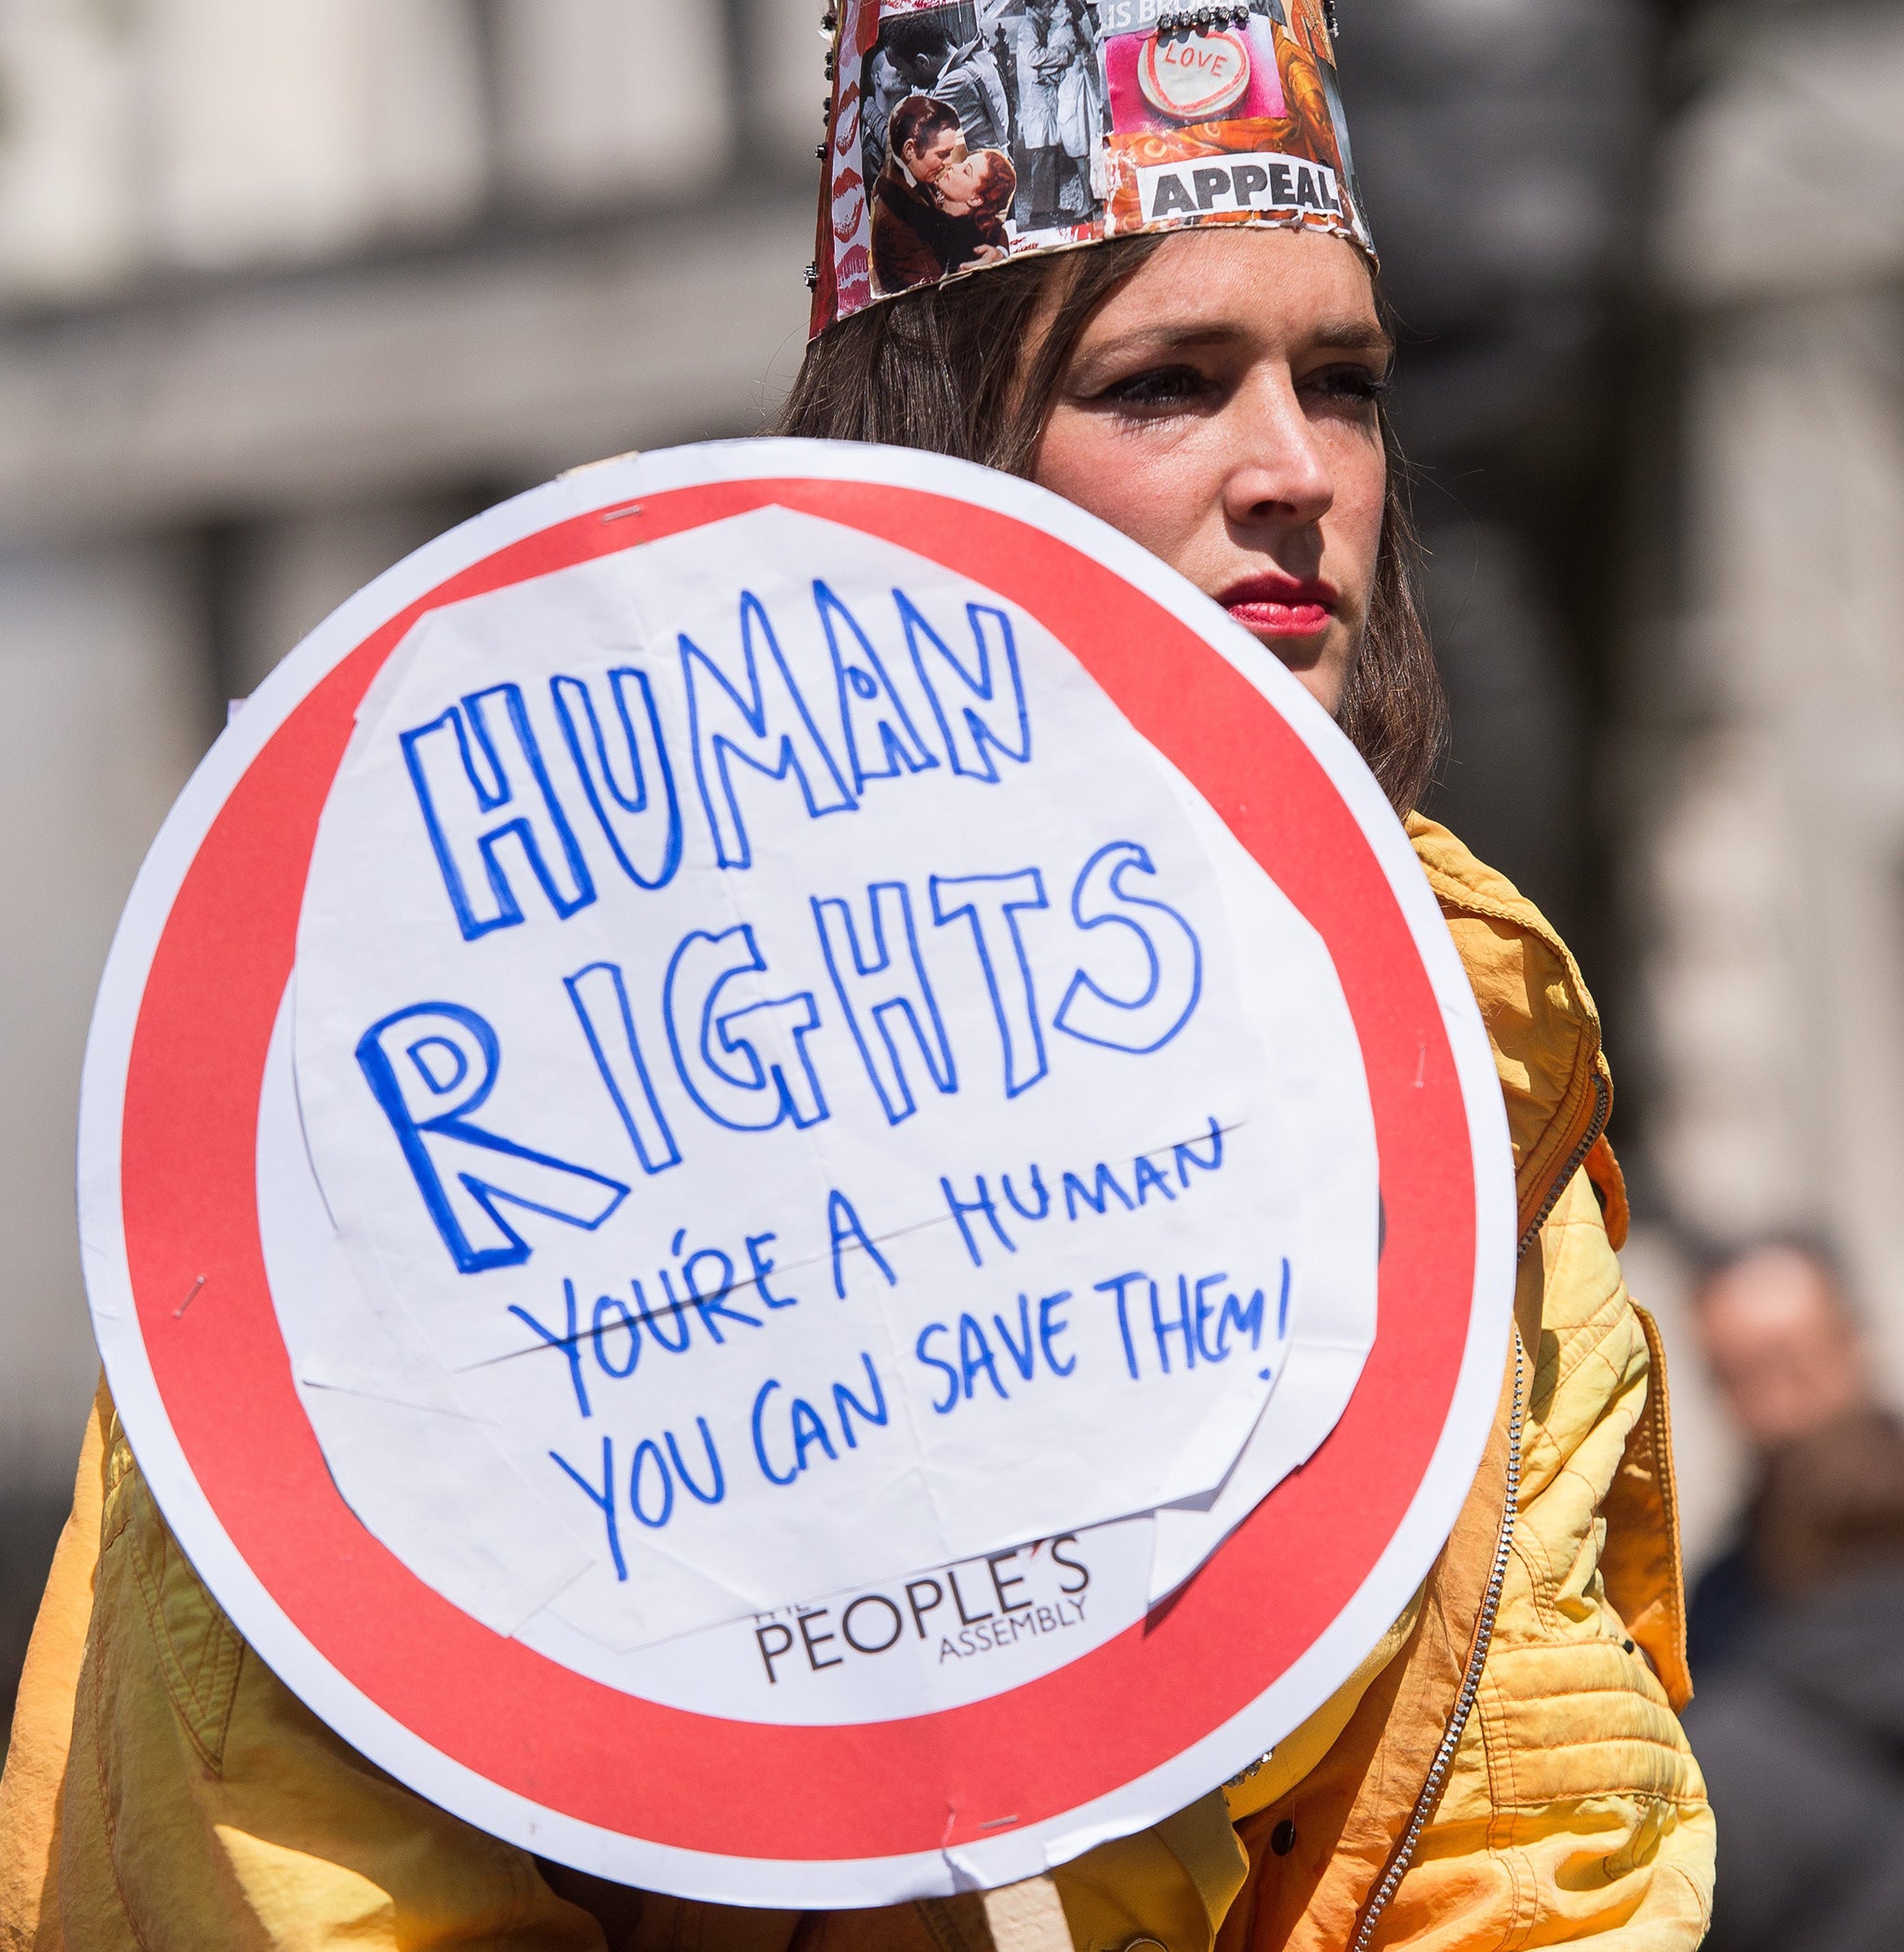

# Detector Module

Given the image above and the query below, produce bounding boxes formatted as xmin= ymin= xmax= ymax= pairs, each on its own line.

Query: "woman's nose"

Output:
xmin=1220 ymin=379 xmax=1335 ymax=530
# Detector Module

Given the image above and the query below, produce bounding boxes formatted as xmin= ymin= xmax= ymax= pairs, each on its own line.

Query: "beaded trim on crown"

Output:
xmin=808 ymin=0 xmax=1371 ymax=337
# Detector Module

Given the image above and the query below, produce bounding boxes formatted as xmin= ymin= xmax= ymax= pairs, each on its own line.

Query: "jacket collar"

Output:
xmin=1406 ymin=815 xmax=1616 ymax=1256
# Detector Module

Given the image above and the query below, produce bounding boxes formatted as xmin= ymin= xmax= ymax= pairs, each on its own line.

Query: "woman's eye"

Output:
xmin=1304 ymin=364 xmax=1389 ymax=408
xmin=1098 ymin=365 xmax=1215 ymax=411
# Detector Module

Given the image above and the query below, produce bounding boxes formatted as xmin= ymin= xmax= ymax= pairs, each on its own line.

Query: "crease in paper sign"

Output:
xmin=459 ymin=1115 xmax=1236 ymax=1379
xmin=280 ymin=503 xmax=1379 ymax=1655
xmin=1139 ymin=750 xmax=1381 ymax=1604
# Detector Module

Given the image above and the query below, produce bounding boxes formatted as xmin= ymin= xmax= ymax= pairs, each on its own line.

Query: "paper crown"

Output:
xmin=809 ymin=0 xmax=1372 ymax=337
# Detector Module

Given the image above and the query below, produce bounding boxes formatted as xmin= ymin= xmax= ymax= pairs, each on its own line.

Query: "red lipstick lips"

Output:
xmin=1219 ymin=573 xmax=1337 ymax=640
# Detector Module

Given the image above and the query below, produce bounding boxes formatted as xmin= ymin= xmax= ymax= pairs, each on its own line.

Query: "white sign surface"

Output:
xmin=287 ymin=500 xmax=1376 ymax=1655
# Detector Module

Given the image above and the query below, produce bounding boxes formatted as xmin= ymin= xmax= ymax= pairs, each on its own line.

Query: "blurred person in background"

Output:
xmin=1686 ymin=1243 xmax=1904 ymax=1952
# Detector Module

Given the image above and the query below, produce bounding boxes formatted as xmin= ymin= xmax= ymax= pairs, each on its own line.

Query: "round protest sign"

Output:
xmin=79 ymin=440 xmax=1514 ymax=1906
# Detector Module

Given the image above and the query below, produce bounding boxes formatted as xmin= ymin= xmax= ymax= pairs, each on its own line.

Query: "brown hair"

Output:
xmin=887 ymin=96 xmax=960 ymax=168
xmin=963 ymin=150 xmax=1017 ymax=221
xmin=778 ymin=236 xmax=1447 ymax=815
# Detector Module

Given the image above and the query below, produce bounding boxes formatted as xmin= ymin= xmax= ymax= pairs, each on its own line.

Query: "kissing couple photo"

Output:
xmin=869 ymin=95 xmax=1020 ymax=297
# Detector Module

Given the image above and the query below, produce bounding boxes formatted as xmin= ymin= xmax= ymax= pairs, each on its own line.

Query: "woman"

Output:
xmin=1047 ymin=0 xmax=1101 ymax=221
xmin=782 ymin=228 xmax=1716 ymax=1952
xmin=932 ymin=146 xmax=1016 ymax=272
xmin=2 ymin=17 xmax=1714 ymax=1952
xmin=1012 ymin=0 xmax=1094 ymax=227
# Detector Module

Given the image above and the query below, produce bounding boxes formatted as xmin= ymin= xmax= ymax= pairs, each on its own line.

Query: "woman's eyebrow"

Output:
xmin=1310 ymin=318 xmax=1394 ymax=354
xmin=1078 ymin=317 xmax=1395 ymax=365
xmin=1078 ymin=323 xmax=1245 ymax=362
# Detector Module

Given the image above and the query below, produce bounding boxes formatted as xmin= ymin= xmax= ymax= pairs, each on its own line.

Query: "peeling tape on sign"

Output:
xmin=78 ymin=439 xmax=1515 ymax=1906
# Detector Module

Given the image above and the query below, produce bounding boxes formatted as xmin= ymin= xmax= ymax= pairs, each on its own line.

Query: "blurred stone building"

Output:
xmin=1355 ymin=0 xmax=1652 ymax=964
xmin=0 ymin=0 xmax=826 ymax=1724
xmin=1632 ymin=0 xmax=1904 ymax=1548
xmin=1292 ymin=0 xmax=1904 ymax=1574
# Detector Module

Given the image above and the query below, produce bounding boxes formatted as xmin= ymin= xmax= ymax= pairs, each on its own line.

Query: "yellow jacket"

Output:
xmin=0 ymin=819 xmax=1714 ymax=1951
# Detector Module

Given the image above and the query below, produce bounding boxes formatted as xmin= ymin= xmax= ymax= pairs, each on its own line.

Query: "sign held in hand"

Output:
xmin=81 ymin=442 xmax=1514 ymax=1906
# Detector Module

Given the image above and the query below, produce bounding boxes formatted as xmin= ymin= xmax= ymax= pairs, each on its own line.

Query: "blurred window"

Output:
xmin=0 ymin=0 xmax=139 ymax=299
xmin=145 ymin=0 xmax=488 ymax=268
xmin=490 ymin=0 xmax=734 ymax=210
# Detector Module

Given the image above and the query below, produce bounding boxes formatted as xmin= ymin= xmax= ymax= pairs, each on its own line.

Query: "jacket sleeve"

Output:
xmin=2 ymin=1174 xmax=1716 ymax=1952
xmin=3 ymin=1381 xmax=1404 ymax=1952
xmin=0 ymin=1384 xmax=608 ymax=1952
xmin=1358 ymin=1171 xmax=1715 ymax=1948
xmin=0 ymin=1381 xmax=109 ymax=1951
xmin=0 ymin=1387 xmax=1245 ymax=1952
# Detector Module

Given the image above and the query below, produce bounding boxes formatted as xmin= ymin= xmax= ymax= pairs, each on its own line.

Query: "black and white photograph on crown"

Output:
xmin=861 ymin=0 xmax=1107 ymax=298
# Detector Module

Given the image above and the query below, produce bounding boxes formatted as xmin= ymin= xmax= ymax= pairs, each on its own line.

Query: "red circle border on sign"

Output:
xmin=118 ymin=478 xmax=1475 ymax=1863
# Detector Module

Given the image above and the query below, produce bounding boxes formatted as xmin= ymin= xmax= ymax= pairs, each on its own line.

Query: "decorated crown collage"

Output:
xmin=810 ymin=0 xmax=1371 ymax=335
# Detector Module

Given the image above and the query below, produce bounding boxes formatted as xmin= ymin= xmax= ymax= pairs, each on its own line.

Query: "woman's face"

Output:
xmin=1032 ymin=230 xmax=1390 ymax=714
xmin=935 ymin=152 xmax=982 ymax=213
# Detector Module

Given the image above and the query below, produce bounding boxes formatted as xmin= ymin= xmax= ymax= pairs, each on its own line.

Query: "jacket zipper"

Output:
xmin=1517 ymin=1071 xmax=1609 ymax=1260
xmin=1347 ymin=1069 xmax=1606 ymax=1944
xmin=1348 ymin=1334 xmax=1525 ymax=1952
